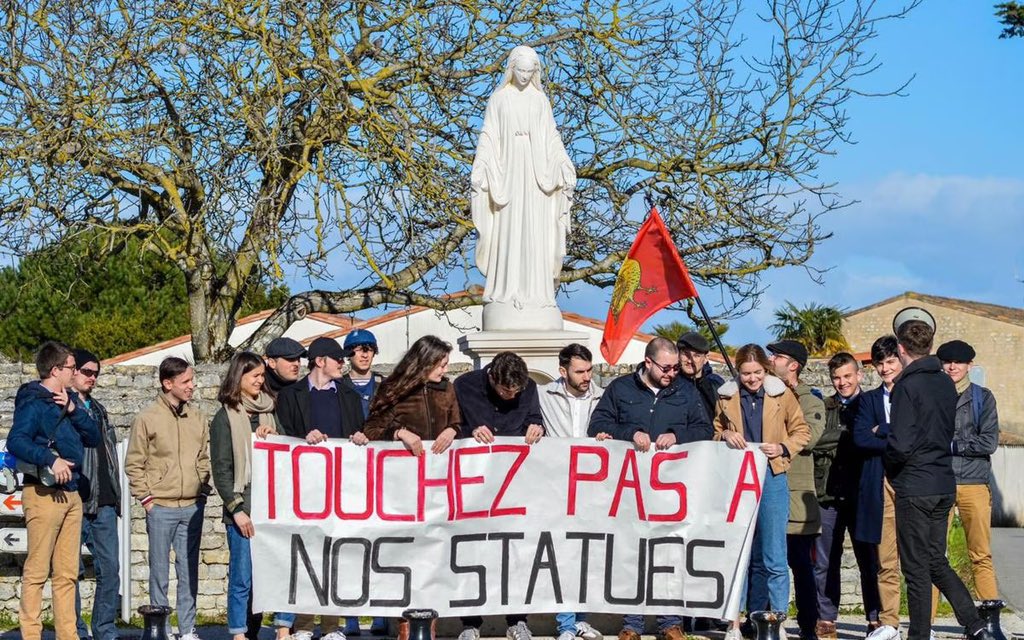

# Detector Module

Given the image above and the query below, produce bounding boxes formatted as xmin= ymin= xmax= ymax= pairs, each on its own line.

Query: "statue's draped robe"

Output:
xmin=471 ymin=84 xmax=575 ymax=311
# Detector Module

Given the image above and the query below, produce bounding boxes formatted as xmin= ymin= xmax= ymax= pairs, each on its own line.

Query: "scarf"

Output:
xmin=226 ymin=391 xmax=278 ymax=495
xmin=955 ymin=376 xmax=971 ymax=397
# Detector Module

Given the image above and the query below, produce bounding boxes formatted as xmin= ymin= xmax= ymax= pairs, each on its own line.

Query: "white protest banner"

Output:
xmin=250 ymin=436 xmax=766 ymax=619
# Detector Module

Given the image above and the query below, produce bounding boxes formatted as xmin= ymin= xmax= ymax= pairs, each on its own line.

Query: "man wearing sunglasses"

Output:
xmin=587 ymin=336 xmax=712 ymax=640
xmin=70 ymin=350 xmax=122 ymax=640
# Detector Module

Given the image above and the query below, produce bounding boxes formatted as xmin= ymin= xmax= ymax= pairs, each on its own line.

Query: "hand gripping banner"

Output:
xmin=250 ymin=437 xmax=766 ymax=618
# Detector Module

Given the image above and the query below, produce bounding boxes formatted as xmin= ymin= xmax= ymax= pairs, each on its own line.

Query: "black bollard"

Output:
xmin=750 ymin=610 xmax=788 ymax=640
xmin=138 ymin=605 xmax=173 ymax=640
xmin=399 ymin=608 xmax=438 ymax=640
xmin=976 ymin=599 xmax=1007 ymax=640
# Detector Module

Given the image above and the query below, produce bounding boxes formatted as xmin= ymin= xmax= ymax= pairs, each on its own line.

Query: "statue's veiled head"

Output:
xmin=500 ymin=45 xmax=544 ymax=92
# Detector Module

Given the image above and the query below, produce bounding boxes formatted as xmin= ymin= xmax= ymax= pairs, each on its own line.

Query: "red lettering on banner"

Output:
xmin=649 ymin=450 xmax=688 ymax=522
xmin=254 ymin=440 xmax=289 ymax=519
xmin=291 ymin=446 xmax=333 ymax=520
xmin=418 ymin=450 xmax=456 ymax=521
xmin=609 ymin=449 xmax=647 ymax=519
xmin=566 ymin=445 xmax=609 ymax=516
xmin=726 ymin=450 xmax=762 ymax=523
xmin=374 ymin=449 xmax=417 ymax=521
xmin=488 ymin=444 xmax=529 ymax=517
xmin=453 ymin=446 xmax=489 ymax=520
xmin=336 ymin=446 xmax=375 ymax=520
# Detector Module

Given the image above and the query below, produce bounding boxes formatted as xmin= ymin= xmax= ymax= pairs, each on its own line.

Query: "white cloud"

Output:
xmin=858 ymin=172 xmax=1024 ymax=221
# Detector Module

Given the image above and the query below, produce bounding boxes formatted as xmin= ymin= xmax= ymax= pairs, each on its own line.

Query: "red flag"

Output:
xmin=600 ymin=207 xmax=698 ymax=365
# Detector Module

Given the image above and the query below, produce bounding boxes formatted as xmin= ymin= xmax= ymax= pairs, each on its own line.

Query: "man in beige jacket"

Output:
xmin=125 ymin=356 xmax=211 ymax=640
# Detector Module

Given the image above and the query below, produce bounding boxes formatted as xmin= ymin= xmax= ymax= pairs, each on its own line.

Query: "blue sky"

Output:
xmin=285 ymin=2 xmax=1024 ymax=346
xmin=561 ymin=0 xmax=1024 ymax=345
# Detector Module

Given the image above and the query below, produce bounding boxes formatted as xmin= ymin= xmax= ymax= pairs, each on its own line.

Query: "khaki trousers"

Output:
xmin=931 ymin=483 xmax=998 ymax=616
xmin=878 ymin=478 xmax=902 ymax=627
xmin=20 ymin=485 xmax=83 ymax=640
xmin=295 ymin=615 xmax=344 ymax=634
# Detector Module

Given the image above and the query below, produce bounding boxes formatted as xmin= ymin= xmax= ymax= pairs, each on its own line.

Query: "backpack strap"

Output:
xmin=970 ymin=383 xmax=983 ymax=427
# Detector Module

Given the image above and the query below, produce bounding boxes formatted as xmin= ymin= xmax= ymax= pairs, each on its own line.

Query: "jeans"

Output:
xmin=786 ymin=534 xmax=817 ymax=634
xmin=894 ymin=493 xmax=983 ymax=640
xmin=815 ymin=503 xmax=881 ymax=622
xmin=622 ymin=614 xmax=682 ymax=633
xmin=76 ymin=505 xmax=121 ymax=640
xmin=274 ymin=612 xmax=296 ymax=628
xmin=746 ymin=470 xmax=790 ymax=612
xmin=146 ymin=502 xmax=203 ymax=636
xmin=227 ymin=523 xmax=255 ymax=635
xmin=556 ymin=612 xmax=592 ymax=635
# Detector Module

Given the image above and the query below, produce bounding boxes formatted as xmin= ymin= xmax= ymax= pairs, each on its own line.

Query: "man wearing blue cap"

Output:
xmin=340 ymin=328 xmax=388 ymax=637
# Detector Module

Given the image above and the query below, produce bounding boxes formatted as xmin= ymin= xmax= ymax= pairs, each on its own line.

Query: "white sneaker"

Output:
xmin=289 ymin=632 xmax=314 ymax=640
xmin=179 ymin=633 xmax=202 ymax=640
xmin=559 ymin=632 xmax=577 ymax=640
xmin=575 ymin=622 xmax=603 ymax=640
xmin=866 ymin=625 xmax=901 ymax=640
xmin=507 ymin=622 xmax=534 ymax=640
xmin=323 ymin=631 xmax=348 ymax=640
xmin=929 ymin=632 xmax=937 ymax=640
xmin=725 ymin=629 xmax=743 ymax=640
xmin=459 ymin=627 xmax=482 ymax=640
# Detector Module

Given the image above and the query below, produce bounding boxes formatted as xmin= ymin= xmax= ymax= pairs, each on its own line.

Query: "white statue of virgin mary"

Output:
xmin=471 ymin=45 xmax=576 ymax=331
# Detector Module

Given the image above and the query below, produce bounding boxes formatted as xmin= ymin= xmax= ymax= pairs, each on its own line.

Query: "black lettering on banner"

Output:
xmin=566 ymin=532 xmax=605 ymax=603
xmin=488 ymin=532 xmax=524 ymax=605
xmin=645 ymin=537 xmax=684 ymax=606
xmin=330 ymin=538 xmax=371 ymax=606
xmin=525 ymin=531 xmax=563 ymax=604
xmin=604 ymin=534 xmax=646 ymax=605
xmin=370 ymin=537 xmax=414 ymax=607
xmin=686 ymin=539 xmax=725 ymax=608
xmin=450 ymin=533 xmax=487 ymax=607
xmin=290 ymin=534 xmax=329 ymax=605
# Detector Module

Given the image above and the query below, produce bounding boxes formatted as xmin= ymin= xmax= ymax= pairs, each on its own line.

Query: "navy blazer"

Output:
xmin=850 ymin=385 xmax=889 ymax=544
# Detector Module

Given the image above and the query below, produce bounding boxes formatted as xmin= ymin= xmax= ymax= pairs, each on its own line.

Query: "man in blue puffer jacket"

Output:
xmin=7 ymin=340 xmax=100 ymax=640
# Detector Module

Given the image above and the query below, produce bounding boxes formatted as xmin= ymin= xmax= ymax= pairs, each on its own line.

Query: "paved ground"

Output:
xmin=5 ymin=528 xmax=1024 ymax=639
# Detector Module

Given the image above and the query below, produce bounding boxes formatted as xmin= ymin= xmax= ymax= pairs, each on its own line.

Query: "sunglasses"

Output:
xmin=649 ymin=360 xmax=681 ymax=374
xmin=78 ymin=368 xmax=100 ymax=378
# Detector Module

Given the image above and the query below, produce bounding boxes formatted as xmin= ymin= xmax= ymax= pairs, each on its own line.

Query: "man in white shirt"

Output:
xmin=537 ymin=343 xmax=604 ymax=640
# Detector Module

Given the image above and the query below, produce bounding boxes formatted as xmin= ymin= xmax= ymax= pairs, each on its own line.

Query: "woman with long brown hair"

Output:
xmin=209 ymin=351 xmax=288 ymax=640
xmin=714 ymin=343 xmax=810 ymax=640
xmin=363 ymin=335 xmax=461 ymax=454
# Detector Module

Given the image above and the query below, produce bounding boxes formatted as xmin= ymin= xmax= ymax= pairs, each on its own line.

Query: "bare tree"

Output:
xmin=0 ymin=0 xmax=915 ymax=360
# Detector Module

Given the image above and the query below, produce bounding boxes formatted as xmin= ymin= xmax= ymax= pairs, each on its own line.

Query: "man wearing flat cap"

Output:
xmin=767 ymin=339 xmax=825 ymax=640
xmin=263 ymin=337 xmax=307 ymax=393
xmin=930 ymin=339 xmax=1000 ymax=613
xmin=676 ymin=332 xmax=724 ymax=423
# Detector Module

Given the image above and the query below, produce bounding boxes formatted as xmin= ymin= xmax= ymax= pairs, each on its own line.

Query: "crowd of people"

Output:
xmin=5 ymin=313 xmax=1002 ymax=640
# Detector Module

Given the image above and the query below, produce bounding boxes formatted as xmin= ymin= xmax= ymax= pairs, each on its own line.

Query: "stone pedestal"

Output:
xmin=458 ymin=330 xmax=589 ymax=382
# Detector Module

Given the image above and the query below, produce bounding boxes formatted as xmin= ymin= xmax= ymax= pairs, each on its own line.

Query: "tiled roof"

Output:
xmin=846 ymin=291 xmax=1024 ymax=327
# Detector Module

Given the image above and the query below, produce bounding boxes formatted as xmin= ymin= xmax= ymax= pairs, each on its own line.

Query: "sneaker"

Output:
xmin=507 ymin=622 xmax=534 ymax=640
xmin=559 ymin=632 xmax=578 ymax=640
xmin=725 ymin=629 xmax=743 ymax=640
xmin=929 ymin=632 xmax=937 ymax=640
xmin=576 ymin=622 xmax=603 ymax=640
xmin=459 ymin=628 xmax=482 ymax=640
xmin=180 ymin=634 xmax=203 ymax=640
xmin=323 ymin=631 xmax=348 ymax=640
xmin=290 ymin=632 xmax=314 ymax=640
xmin=865 ymin=625 xmax=900 ymax=640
